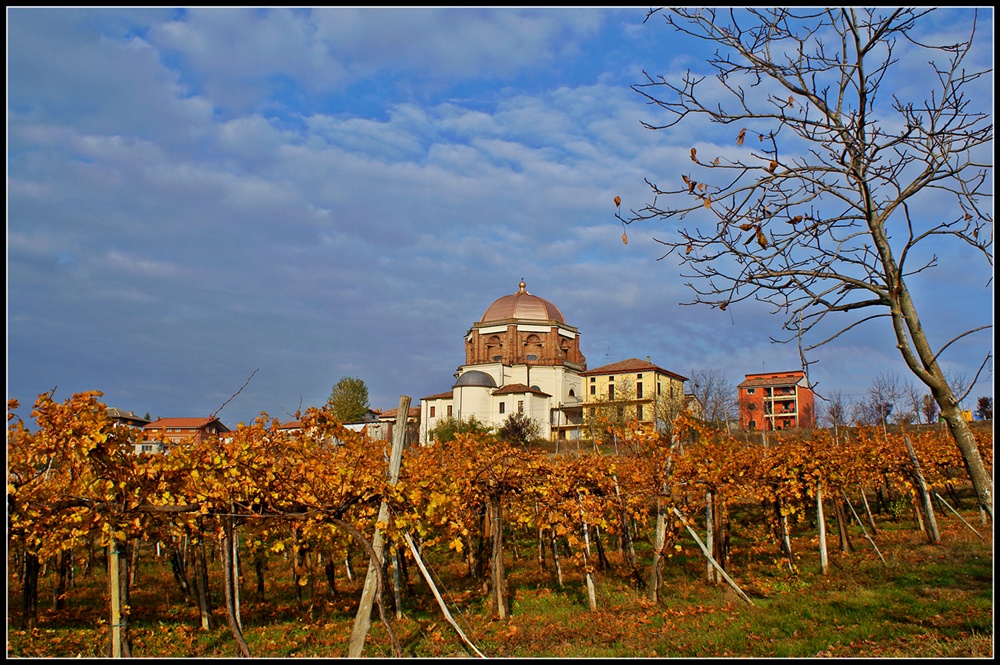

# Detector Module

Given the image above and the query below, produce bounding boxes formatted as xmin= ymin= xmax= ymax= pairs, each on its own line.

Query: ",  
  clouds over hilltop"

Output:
xmin=7 ymin=7 xmax=993 ymax=426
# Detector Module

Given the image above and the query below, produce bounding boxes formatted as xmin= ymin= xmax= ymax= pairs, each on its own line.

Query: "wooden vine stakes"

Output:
xmin=904 ymin=436 xmax=940 ymax=544
xmin=612 ymin=474 xmax=638 ymax=575
xmin=816 ymin=483 xmax=829 ymax=575
xmin=232 ymin=528 xmax=242 ymax=629
xmin=705 ymin=489 xmax=716 ymax=583
xmin=577 ymin=492 xmax=598 ymax=611
xmin=194 ymin=536 xmax=212 ymax=630
xmin=111 ymin=538 xmax=134 ymax=657
xmin=551 ymin=529 xmax=564 ymax=588
xmin=534 ymin=503 xmax=545 ymax=570
xmin=705 ymin=489 xmax=729 ymax=583
xmin=400 ymin=531 xmax=486 ymax=658
xmin=348 ymin=395 xmax=410 ymax=658
xmin=648 ymin=456 xmax=674 ymax=603
xmin=488 ymin=494 xmax=507 ymax=620
xmin=671 ymin=507 xmax=754 ymax=607
xmin=933 ymin=492 xmax=988 ymax=542
xmin=775 ymin=498 xmax=794 ymax=571
xmin=857 ymin=485 xmax=878 ymax=535
xmin=648 ymin=484 xmax=671 ymax=602
xmin=222 ymin=514 xmax=251 ymax=657
xmin=391 ymin=549 xmax=404 ymax=622
xmin=840 ymin=491 xmax=887 ymax=567
xmin=109 ymin=539 xmax=123 ymax=658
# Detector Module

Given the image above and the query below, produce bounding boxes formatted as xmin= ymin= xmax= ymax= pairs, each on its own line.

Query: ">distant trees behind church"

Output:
xmin=327 ymin=376 xmax=370 ymax=424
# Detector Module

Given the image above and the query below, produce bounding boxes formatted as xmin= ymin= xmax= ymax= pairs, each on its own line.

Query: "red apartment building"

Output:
xmin=738 ymin=370 xmax=815 ymax=431
xmin=141 ymin=417 xmax=230 ymax=453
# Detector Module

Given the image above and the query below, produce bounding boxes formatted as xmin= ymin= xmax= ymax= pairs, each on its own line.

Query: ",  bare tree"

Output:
xmin=653 ymin=390 xmax=688 ymax=434
xmin=687 ymin=368 xmax=738 ymax=428
xmin=976 ymin=396 xmax=993 ymax=421
xmin=850 ymin=398 xmax=878 ymax=427
xmin=899 ymin=380 xmax=924 ymax=425
xmin=943 ymin=369 xmax=972 ymax=411
xmin=818 ymin=389 xmax=852 ymax=429
xmin=891 ymin=409 xmax=917 ymax=426
xmin=867 ymin=371 xmax=902 ymax=428
xmin=623 ymin=8 xmax=993 ymax=518
xmin=921 ymin=394 xmax=940 ymax=425
xmin=852 ymin=376 xmax=898 ymax=428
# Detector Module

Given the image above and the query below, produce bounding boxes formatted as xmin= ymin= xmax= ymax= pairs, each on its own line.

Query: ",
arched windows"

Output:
xmin=525 ymin=333 xmax=542 ymax=361
xmin=487 ymin=335 xmax=503 ymax=362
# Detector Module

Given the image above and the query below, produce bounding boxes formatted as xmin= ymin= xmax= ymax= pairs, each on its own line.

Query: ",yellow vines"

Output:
xmin=8 ymin=390 xmax=993 ymax=631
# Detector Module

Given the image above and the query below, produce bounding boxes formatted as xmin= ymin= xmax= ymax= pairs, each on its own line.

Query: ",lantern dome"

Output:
xmin=480 ymin=280 xmax=565 ymax=324
xmin=419 ymin=278 xmax=594 ymax=446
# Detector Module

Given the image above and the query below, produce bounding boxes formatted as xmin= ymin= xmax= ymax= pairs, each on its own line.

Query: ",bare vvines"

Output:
xmin=621 ymin=7 xmax=993 ymax=518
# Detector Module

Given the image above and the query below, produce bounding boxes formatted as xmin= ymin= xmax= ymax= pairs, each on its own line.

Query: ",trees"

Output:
xmin=819 ymin=389 xmax=852 ymax=429
xmin=427 ymin=415 xmax=491 ymax=444
xmin=976 ymin=396 xmax=993 ymax=421
xmin=652 ymin=390 xmax=688 ymax=436
xmin=624 ymin=8 xmax=993 ymax=518
xmin=497 ymin=411 xmax=543 ymax=447
xmin=327 ymin=376 xmax=370 ymax=424
xmin=686 ymin=368 xmax=737 ymax=429
xmin=897 ymin=380 xmax=925 ymax=426
xmin=921 ymin=394 xmax=940 ymax=425
xmin=864 ymin=371 xmax=902 ymax=428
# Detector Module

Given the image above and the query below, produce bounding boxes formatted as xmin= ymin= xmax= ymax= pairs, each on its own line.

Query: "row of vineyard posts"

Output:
xmin=7 ymin=390 xmax=993 ymax=657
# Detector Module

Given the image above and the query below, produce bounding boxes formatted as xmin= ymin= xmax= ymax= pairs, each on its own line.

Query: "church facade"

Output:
xmin=419 ymin=280 xmax=588 ymax=444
